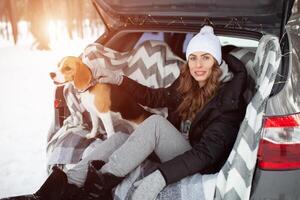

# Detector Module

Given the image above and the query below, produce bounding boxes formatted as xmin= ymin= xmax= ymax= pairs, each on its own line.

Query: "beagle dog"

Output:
xmin=50 ymin=56 xmax=152 ymax=139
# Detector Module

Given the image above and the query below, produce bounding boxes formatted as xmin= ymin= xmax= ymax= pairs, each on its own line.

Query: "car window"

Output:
xmin=219 ymin=36 xmax=259 ymax=47
xmin=134 ymin=32 xmax=165 ymax=48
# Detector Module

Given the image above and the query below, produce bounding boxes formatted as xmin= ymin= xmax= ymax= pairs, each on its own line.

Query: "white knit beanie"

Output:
xmin=186 ymin=26 xmax=222 ymax=65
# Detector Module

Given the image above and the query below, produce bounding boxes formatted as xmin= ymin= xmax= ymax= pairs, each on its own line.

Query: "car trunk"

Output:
xmin=91 ymin=1 xmax=298 ymax=199
xmin=93 ymin=0 xmax=294 ymax=37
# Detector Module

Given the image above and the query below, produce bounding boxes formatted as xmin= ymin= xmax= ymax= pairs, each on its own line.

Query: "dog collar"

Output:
xmin=76 ymin=78 xmax=98 ymax=93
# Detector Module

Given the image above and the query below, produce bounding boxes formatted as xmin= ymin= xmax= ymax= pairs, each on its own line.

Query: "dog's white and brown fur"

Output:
xmin=50 ymin=56 xmax=151 ymax=139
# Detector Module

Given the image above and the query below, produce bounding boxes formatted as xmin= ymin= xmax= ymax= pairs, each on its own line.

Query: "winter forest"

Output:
xmin=0 ymin=0 xmax=103 ymax=50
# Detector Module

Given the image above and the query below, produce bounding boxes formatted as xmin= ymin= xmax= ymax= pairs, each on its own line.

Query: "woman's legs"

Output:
xmin=67 ymin=114 xmax=191 ymax=187
xmin=101 ymin=114 xmax=192 ymax=177
xmin=66 ymin=132 xmax=129 ymax=187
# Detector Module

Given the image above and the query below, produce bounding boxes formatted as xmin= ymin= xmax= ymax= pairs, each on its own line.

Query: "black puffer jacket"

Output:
xmin=119 ymin=54 xmax=247 ymax=184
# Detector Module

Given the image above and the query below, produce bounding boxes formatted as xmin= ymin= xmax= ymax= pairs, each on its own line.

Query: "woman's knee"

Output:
xmin=132 ymin=115 xmax=166 ymax=137
xmin=145 ymin=114 xmax=166 ymax=125
xmin=139 ymin=115 xmax=170 ymax=136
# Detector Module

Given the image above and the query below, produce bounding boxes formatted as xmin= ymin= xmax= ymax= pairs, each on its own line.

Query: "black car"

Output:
xmin=48 ymin=0 xmax=300 ymax=199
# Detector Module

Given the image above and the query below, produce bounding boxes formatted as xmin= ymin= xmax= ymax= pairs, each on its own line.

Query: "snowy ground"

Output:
xmin=0 ymin=33 xmax=99 ymax=198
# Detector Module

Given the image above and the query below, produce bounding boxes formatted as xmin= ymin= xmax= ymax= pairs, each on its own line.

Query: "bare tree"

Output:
xmin=0 ymin=0 xmax=101 ymax=45
xmin=29 ymin=0 xmax=50 ymax=50
xmin=8 ymin=0 xmax=18 ymax=43
xmin=0 ymin=0 xmax=18 ymax=43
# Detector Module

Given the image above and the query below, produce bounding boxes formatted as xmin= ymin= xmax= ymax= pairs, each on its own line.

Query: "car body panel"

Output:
xmin=266 ymin=14 xmax=300 ymax=115
xmin=250 ymin=168 xmax=300 ymax=199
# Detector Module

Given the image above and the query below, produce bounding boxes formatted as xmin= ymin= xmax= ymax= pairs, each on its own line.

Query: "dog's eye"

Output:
xmin=64 ymin=66 xmax=71 ymax=71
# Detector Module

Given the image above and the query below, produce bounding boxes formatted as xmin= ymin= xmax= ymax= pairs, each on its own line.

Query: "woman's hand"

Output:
xmin=98 ymin=68 xmax=123 ymax=85
xmin=131 ymin=170 xmax=166 ymax=200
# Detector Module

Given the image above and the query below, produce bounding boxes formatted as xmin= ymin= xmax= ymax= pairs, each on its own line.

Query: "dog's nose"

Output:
xmin=50 ymin=72 xmax=56 ymax=79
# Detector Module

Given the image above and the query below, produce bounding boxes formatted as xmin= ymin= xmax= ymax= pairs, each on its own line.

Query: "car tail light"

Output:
xmin=54 ymin=99 xmax=61 ymax=108
xmin=257 ymin=113 xmax=300 ymax=170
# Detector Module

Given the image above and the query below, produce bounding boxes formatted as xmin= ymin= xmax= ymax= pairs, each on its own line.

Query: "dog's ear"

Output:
xmin=74 ymin=61 xmax=92 ymax=90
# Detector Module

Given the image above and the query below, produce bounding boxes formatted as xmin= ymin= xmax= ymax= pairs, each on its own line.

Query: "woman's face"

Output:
xmin=188 ymin=51 xmax=215 ymax=87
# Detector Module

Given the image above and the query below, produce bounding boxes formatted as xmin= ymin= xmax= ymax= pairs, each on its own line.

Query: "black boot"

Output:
xmin=1 ymin=167 xmax=71 ymax=200
xmin=84 ymin=160 xmax=124 ymax=200
xmin=61 ymin=183 xmax=90 ymax=200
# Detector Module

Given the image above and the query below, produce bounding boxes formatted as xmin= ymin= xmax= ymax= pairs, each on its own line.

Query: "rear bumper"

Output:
xmin=250 ymin=167 xmax=300 ymax=199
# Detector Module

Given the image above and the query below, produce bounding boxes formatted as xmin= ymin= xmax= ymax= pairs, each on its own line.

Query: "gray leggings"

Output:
xmin=67 ymin=115 xmax=192 ymax=187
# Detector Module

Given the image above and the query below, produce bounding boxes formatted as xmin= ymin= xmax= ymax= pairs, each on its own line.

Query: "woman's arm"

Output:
xmin=119 ymin=76 xmax=178 ymax=108
xmin=96 ymin=67 xmax=179 ymax=108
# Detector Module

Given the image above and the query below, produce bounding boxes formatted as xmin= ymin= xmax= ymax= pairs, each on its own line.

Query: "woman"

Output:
xmin=2 ymin=26 xmax=247 ymax=200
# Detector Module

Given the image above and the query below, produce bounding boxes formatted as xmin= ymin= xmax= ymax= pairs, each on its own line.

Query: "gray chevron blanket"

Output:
xmin=214 ymin=35 xmax=281 ymax=200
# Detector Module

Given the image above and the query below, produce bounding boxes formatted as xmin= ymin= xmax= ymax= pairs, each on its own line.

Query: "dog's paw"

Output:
xmin=85 ymin=131 xmax=98 ymax=139
xmin=85 ymin=134 xmax=94 ymax=139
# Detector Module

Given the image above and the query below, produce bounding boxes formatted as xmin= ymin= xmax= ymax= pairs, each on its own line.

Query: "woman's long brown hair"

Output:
xmin=176 ymin=61 xmax=222 ymax=121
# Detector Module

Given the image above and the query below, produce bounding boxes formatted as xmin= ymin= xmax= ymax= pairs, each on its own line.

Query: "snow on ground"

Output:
xmin=0 ymin=34 xmax=99 ymax=198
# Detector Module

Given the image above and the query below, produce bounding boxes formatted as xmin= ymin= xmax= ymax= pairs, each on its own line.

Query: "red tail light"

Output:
xmin=54 ymin=99 xmax=61 ymax=108
xmin=257 ymin=113 xmax=300 ymax=170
